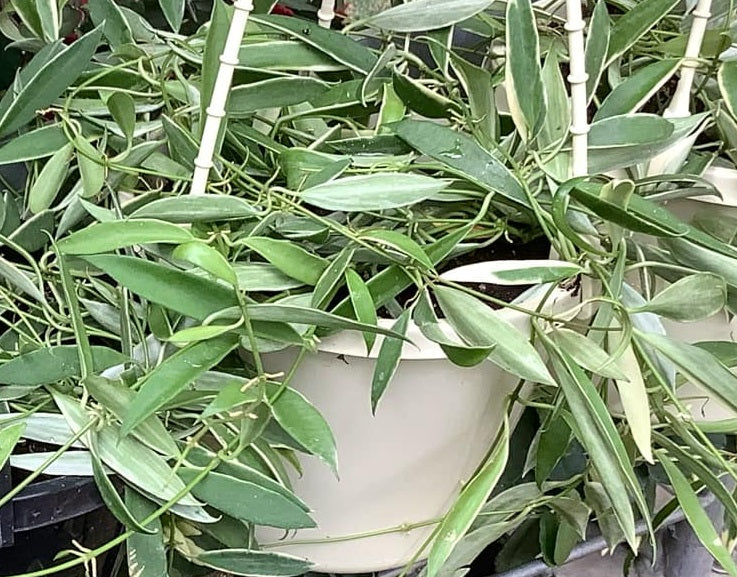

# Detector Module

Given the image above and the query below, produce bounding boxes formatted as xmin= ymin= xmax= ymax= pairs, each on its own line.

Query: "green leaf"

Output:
xmin=228 ymin=77 xmax=329 ymax=116
xmin=0 ymin=345 xmax=126 ymax=387
xmin=658 ymin=451 xmax=737 ymax=577
xmin=392 ymin=119 xmax=529 ymax=209
xmin=535 ymin=417 xmax=571 ymax=485
xmin=240 ymin=237 xmax=327 ymax=285
xmin=300 ymin=173 xmax=450 ymax=211
xmin=450 ymin=56 xmax=496 ymax=146
xmin=505 ymin=0 xmax=545 ymax=142
xmin=539 ymin=47 xmax=570 ymax=179
xmin=607 ymin=0 xmax=680 ymax=64
xmin=0 ymin=422 xmax=25 ymax=470
xmin=234 ymin=263 xmax=304 ymax=292
xmin=345 ymin=268 xmax=378 ymax=354
xmin=34 ymin=0 xmax=58 ymax=41
xmin=84 ymin=376 xmax=180 ymax=458
xmin=88 ymin=0 xmax=133 ymax=49
xmin=440 ymin=260 xmax=582 ymax=286
xmin=251 ymin=14 xmax=378 ymax=74
xmin=11 ymin=0 xmax=44 ymax=38
xmin=427 ymin=420 xmax=509 ymax=577
xmin=195 ymin=549 xmax=312 ymax=577
xmin=10 ymin=210 xmax=54 ymax=252
xmin=0 ymin=256 xmax=43 ymax=302
xmin=361 ymin=229 xmax=433 ymax=269
xmin=122 ymin=336 xmax=238 ymax=436
xmin=167 ymin=323 xmax=239 ymax=344
xmin=244 ymin=303 xmax=409 ymax=339
xmin=200 ymin=0 xmax=230 ymax=128
xmin=268 ymin=385 xmax=337 ymax=474
xmin=0 ymin=27 xmax=103 ymax=138
xmin=547 ymin=347 xmax=647 ymax=549
xmin=178 ymin=468 xmax=315 ymax=528
xmin=129 ymin=195 xmax=259 ymax=223
xmin=54 ymin=391 xmax=197 ymax=505
xmin=392 ymin=72 xmax=460 ymax=119
xmin=414 ymin=291 xmax=493 ymax=367
xmin=585 ymin=0 xmax=610 ymax=103
xmin=550 ymin=328 xmax=628 ymax=380
xmin=719 ymin=62 xmax=737 ymax=121
xmin=637 ymin=331 xmax=737 ymax=415
xmin=159 ymin=0 xmax=184 ymax=31
xmin=27 ymin=142 xmax=72 ymax=214
xmin=610 ymin=345 xmax=653 ymax=463
xmin=81 ymin=255 xmax=239 ymax=320
xmin=595 ymin=59 xmax=680 ymax=121
xmin=172 ymin=241 xmax=237 ymax=286
xmin=635 ymin=273 xmax=726 ymax=322
xmin=125 ymin=489 xmax=169 ymax=577
xmin=371 ymin=310 xmax=409 ymax=413
xmin=236 ymin=40 xmax=346 ymax=72
xmin=76 ymin=137 xmax=106 ymax=198
xmin=312 ymin=248 xmax=354 ymax=309
xmin=58 ymin=219 xmax=194 ymax=254
xmin=434 ymin=286 xmax=554 ymax=385
xmin=90 ymin=434 xmax=157 ymax=534
xmin=107 ymin=92 xmax=136 ymax=143
xmin=367 ymin=0 xmax=493 ymax=31
xmin=0 ymin=124 xmax=68 ymax=164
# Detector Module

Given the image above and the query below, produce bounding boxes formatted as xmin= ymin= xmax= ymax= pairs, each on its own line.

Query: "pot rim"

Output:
xmin=696 ymin=166 xmax=737 ymax=207
xmin=313 ymin=285 xmax=577 ymax=360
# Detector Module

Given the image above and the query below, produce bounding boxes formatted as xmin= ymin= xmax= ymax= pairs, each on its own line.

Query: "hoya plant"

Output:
xmin=1 ymin=0 xmax=737 ymax=576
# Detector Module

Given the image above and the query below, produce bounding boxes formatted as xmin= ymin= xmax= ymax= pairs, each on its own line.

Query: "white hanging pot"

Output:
xmin=256 ymin=287 xmax=576 ymax=573
xmin=658 ymin=165 xmax=737 ymax=421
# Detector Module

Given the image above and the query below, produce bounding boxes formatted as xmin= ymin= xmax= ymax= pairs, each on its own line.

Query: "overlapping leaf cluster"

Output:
xmin=1 ymin=0 xmax=737 ymax=575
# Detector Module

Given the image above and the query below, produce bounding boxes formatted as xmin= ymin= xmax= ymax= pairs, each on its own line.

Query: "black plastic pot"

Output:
xmin=0 ymin=462 xmax=119 ymax=577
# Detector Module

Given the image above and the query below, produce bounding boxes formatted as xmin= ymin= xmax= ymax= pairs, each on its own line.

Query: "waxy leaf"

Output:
xmin=81 ymin=255 xmax=239 ymax=320
xmin=0 ymin=27 xmax=103 ymax=138
xmin=435 ymin=286 xmax=554 ymax=385
xmin=195 ymin=549 xmax=312 ymax=577
xmin=367 ymin=0 xmax=494 ymax=32
xmin=122 ymin=336 xmax=238 ymax=435
xmin=58 ymin=220 xmax=194 ymax=254
xmin=178 ymin=468 xmax=315 ymax=528
xmin=634 ymin=273 xmax=727 ymax=322
xmin=129 ymin=195 xmax=259 ymax=223
xmin=0 ymin=346 xmax=126 ymax=387
xmin=441 ymin=260 xmax=582 ymax=286
xmin=300 ymin=173 xmax=450 ymax=211
xmin=427 ymin=420 xmax=509 ymax=577
xmin=371 ymin=310 xmax=410 ymax=412
xmin=392 ymin=120 xmax=529 ymax=208
xmin=269 ymin=385 xmax=337 ymax=474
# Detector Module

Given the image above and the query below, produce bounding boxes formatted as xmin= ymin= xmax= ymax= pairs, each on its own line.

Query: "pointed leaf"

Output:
xmin=300 ymin=173 xmax=450 ymax=211
xmin=122 ymin=336 xmax=238 ymax=435
xmin=427 ymin=420 xmax=509 ymax=577
xmin=268 ymin=385 xmax=337 ymax=474
xmin=434 ymin=285 xmax=554 ymax=385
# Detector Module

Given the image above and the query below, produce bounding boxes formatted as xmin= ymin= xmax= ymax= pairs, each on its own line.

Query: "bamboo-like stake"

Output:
xmin=565 ymin=0 xmax=589 ymax=177
xmin=317 ymin=0 xmax=336 ymax=28
xmin=191 ymin=0 xmax=255 ymax=195
xmin=647 ymin=0 xmax=711 ymax=175
xmin=664 ymin=0 xmax=712 ymax=119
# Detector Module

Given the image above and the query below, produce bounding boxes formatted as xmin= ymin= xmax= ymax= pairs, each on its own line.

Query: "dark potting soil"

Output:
xmin=437 ymin=234 xmax=552 ymax=307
